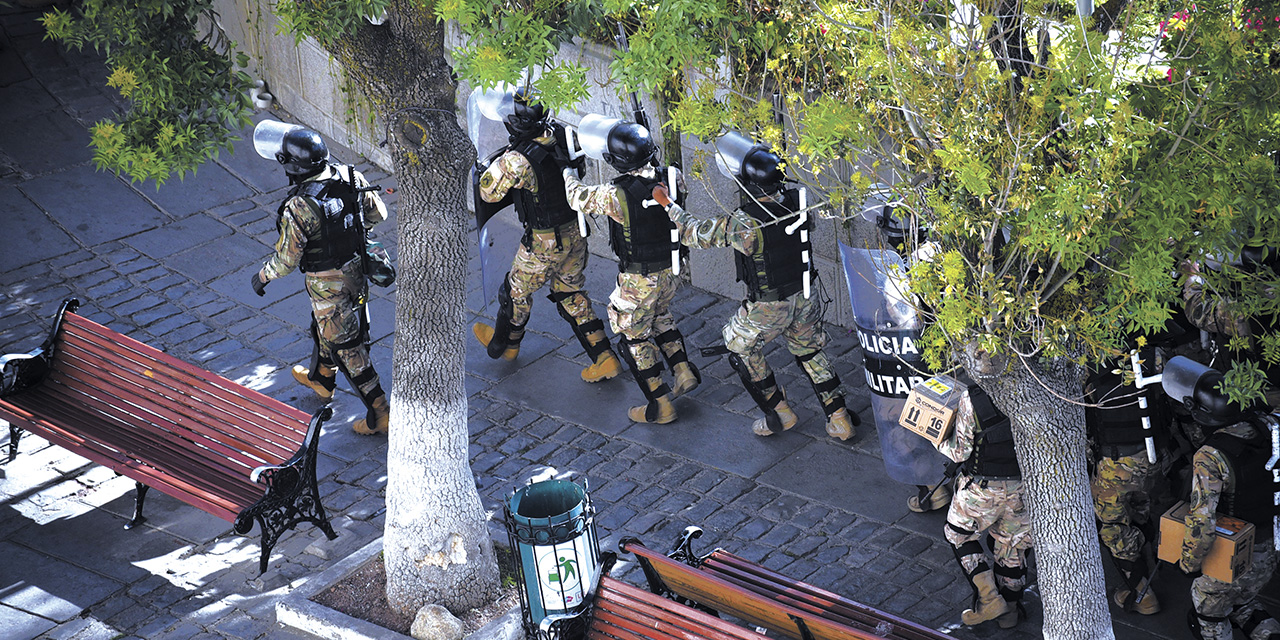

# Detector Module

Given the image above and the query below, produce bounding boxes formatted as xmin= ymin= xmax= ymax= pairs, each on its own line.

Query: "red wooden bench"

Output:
xmin=536 ymin=552 xmax=773 ymax=640
xmin=621 ymin=528 xmax=950 ymax=640
xmin=0 ymin=298 xmax=336 ymax=573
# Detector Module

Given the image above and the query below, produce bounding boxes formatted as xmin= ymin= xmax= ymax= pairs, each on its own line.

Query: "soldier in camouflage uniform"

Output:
xmin=1084 ymin=351 xmax=1169 ymax=615
xmin=1179 ymin=417 xmax=1280 ymax=640
xmin=251 ymin=127 xmax=390 ymax=435
xmin=933 ymin=373 xmax=1031 ymax=629
xmin=651 ymin=144 xmax=856 ymax=440
xmin=562 ymin=120 xmax=699 ymax=424
xmin=473 ymin=90 xmax=622 ymax=383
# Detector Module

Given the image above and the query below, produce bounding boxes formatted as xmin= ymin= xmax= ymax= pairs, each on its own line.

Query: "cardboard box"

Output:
xmin=1157 ymin=501 xmax=1254 ymax=583
xmin=899 ymin=375 xmax=963 ymax=445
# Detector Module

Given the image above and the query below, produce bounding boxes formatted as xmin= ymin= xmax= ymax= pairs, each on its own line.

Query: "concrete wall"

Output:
xmin=212 ymin=3 xmax=871 ymax=327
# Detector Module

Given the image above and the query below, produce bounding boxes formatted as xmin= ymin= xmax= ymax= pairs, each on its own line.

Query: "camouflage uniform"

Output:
xmin=260 ymin=165 xmax=388 ymax=421
xmin=667 ymin=201 xmax=848 ymax=436
xmin=563 ymin=166 xmax=697 ymax=421
xmin=1181 ymin=422 xmax=1280 ymax=640
xmin=479 ymin=141 xmax=598 ymax=327
xmin=936 ymin=386 xmax=1031 ymax=626
xmin=1093 ymin=454 xmax=1157 ymax=563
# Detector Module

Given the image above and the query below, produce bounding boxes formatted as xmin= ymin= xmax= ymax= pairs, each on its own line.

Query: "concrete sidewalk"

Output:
xmin=0 ymin=3 xmax=1240 ymax=639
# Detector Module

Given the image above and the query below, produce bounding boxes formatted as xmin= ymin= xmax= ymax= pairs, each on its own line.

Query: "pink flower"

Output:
xmin=1167 ymin=67 xmax=1175 ymax=82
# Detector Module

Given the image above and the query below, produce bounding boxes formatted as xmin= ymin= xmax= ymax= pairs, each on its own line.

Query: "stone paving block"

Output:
xmin=23 ymin=165 xmax=168 ymax=248
xmin=139 ymin=163 xmax=254 ymax=219
xmin=2 ymin=184 xmax=80 ymax=272
xmin=2 ymin=110 xmax=91 ymax=174
xmin=487 ymin=355 xmax=635 ymax=435
xmin=0 ymin=607 xmax=58 ymax=640
xmin=0 ymin=541 xmax=123 ymax=623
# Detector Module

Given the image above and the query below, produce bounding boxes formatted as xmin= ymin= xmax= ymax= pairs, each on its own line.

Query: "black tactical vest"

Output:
xmin=733 ymin=189 xmax=809 ymax=302
xmin=280 ymin=176 xmax=364 ymax=273
xmin=511 ymin=135 xmax=576 ymax=231
xmin=963 ymin=384 xmax=1021 ymax=480
xmin=1205 ymin=425 xmax=1277 ymax=538
xmin=609 ymin=172 xmax=677 ymax=274
xmin=1084 ymin=366 xmax=1168 ymax=459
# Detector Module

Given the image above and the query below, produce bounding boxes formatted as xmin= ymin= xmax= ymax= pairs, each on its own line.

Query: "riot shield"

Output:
xmin=840 ymin=243 xmax=947 ymax=486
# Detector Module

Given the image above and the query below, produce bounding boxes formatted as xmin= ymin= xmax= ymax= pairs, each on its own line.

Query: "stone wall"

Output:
xmin=210 ymin=2 xmax=876 ymax=327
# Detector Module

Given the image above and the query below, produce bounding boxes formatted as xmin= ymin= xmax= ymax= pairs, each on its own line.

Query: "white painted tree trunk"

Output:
xmin=969 ymin=354 xmax=1115 ymax=639
xmin=335 ymin=11 xmax=501 ymax=616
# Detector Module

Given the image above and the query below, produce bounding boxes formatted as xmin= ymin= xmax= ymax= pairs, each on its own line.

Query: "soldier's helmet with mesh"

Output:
xmin=504 ymin=88 xmax=549 ymax=141
xmin=603 ymin=122 xmax=658 ymax=173
xmin=276 ymin=128 xmax=329 ymax=177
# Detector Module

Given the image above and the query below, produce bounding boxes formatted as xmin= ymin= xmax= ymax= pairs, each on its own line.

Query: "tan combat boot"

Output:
xmin=581 ymin=331 xmax=622 ymax=383
xmin=472 ymin=322 xmax=521 ymax=361
xmin=629 ymin=377 xmax=676 ymax=424
xmin=672 ymin=361 xmax=700 ymax=397
xmin=825 ymin=407 xmax=856 ymax=441
xmin=907 ymin=481 xmax=953 ymax=513
xmin=1113 ymin=578 xmax=1160 ymax=615
xmin=291 ymin=364 xmax=336 ymax=400
xmin=353 ymin=396 xmax=390 ymax=435
xmin=961 ymin=570 xmax=1014 ymax=625
xmin=751 ymin=398 xmax=798 ymax=436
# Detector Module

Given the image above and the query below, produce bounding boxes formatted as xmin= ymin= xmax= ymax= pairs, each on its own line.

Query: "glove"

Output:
xmin=651 ymin=184 xmax=673 ymax=208
xmin=251 ymin=272 xmax=268 ymax=297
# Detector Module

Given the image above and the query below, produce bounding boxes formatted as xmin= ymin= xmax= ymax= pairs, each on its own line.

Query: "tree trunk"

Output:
xmin=333 ymin=9 xmax=500 ymax=616
xmin=969 ymin=354 xmax=1114 ymax=639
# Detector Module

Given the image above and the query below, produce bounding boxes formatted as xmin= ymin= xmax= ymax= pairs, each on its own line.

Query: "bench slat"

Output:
xmin=624 ymin=543 xmax=918 ymax=640
xmin=0 ymin=397 xmax=257 ymax=521
xmin=590 ymin=578 xmax=768 ymax=640
xmin=63 ymin=313 xmax=310 ymax=426
xmin=58 ymin=321 xmax=306 ymax=455
xmin=702 ymin=553 xmax=945 ymax=640
xmin=14 ymin=383 xmax=268 ymax=502
xmin=50 ymin=347 xmax=294 ymax=470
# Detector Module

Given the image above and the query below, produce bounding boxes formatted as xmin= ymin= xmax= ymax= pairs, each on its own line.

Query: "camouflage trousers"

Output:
xmin=305 ymin=259 xmax=380 ymax=399
xmin=508 ymin=223 xmax=598 ymax=327
xmin=1091 ymin=453 xmax=1157 ymax=562
xmin=609 ymin=269 xmax=680 ymax=370
xmin=944 ymin=476 xmax=1033 ymax=593
xmin=1192 ymin=542 xmax=1280 ymax=639
xmin=724 ymin=293 xmax=839 ymax=406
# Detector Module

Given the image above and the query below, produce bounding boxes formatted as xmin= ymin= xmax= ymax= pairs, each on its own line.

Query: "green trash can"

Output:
xmin=504 ymin=479 xmax=600 ymax=640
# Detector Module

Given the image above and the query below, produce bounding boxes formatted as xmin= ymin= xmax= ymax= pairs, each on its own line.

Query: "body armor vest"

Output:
xmin=280 ymin=176 xmax=364 ymax=273
xmin=734 ymin=189 xmax=809 ymax=302
xmin=1205 ymin=426 xmax=1277 ymax=537
xmin=511 ymin=135 xmax=576 ymax=231
xmin=1084 ymin=367 xmax=1168 ymax=459
xmin=963 ymin=384 xmax=1021 ymax=480
xmin=610 ymin=172 xmax=677 ymax=274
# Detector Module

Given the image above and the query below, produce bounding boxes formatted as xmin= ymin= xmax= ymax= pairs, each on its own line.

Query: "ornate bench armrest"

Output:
xmin=1 ymin=348 xmax=48 ymax=396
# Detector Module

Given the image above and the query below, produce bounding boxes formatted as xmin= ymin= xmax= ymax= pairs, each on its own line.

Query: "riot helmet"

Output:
xmin=504 ymin=87 xmax=549 ymax=141
xmin=578 ymin=115 xmax=656 ymax=173
xmin=715 ymin=132 xmax=784 ymax=195
xmin=277 ymin=128 xmax=329 ymax=178
xmin=1161 ymin=356 xmax=1264 ymax=427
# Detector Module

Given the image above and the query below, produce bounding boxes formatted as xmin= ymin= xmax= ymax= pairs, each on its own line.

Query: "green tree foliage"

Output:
xmin=41 ymin=0 xmax=256 ymax=184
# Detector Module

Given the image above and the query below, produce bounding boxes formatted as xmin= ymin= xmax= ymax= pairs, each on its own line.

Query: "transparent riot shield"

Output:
xmin=466 ymin=85 xmax=520 ymax=309
xmin=840 ymin=243 xmax=947 ymax=486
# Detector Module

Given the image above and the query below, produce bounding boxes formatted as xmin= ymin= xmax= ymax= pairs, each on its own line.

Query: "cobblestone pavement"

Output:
xmin=0 ymin=4 xmax=1259 ymax=640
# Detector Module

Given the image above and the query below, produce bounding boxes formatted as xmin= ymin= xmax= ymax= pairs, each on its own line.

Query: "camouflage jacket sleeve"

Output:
xmin=261 ymin=196 xmax=318 ymax=281
xmin=563 ymin=169 xmax=625 ymax=225
xmin=669 ymin=205 xmax=759 ymax=254
xmin=1182 ymin=276 xmax=1250 ymax=338
xmin=1180 ymin=444 xmax=1229 ymax=573
xmin=479 ymin=149 xmax=535 ymax=203
xmin=935 ymin=388 xmax=976 ymax=464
